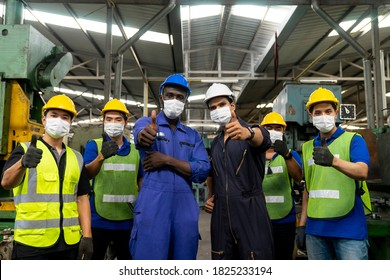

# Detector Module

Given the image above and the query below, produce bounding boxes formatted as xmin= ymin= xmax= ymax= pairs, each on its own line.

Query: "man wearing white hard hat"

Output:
xmin=204 ymin=83 xmax=274 ymax=260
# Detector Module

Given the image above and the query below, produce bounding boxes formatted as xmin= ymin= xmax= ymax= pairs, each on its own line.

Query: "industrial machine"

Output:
xmin=0 ymin=0 xmax=73 ymax=259
xmin=273 ymin=82 xmax=390 ymax=260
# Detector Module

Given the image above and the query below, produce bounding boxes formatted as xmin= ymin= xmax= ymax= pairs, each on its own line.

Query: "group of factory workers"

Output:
xmin=1 ymin=73 xmax=371 ymax=260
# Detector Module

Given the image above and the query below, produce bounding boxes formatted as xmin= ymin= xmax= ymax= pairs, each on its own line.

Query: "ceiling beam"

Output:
xmin=24 ymin=1 xmax=390 ymax=5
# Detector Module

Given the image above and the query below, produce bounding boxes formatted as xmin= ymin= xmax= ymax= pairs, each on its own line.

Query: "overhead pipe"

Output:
xmin=311 ymin=0 xmax=375 ymax=129
xmin=104 ymin=3 xmax=113 ymax=103
xmin=4 ymin=0 xmax=24 ymax=25
xmin=113 ymin=0 xmax=176 ymax=99
xmin=371 ymin=6 xmax=385 ymax=128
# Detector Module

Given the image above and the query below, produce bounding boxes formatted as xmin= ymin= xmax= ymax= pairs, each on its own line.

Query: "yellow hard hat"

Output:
xmin=306 ymin=87 xmax=339 ymax=113
xmin=42 ymin=94 xmax=77 ymax=119
xmin=101 ymin=99 xmax=130 ymax=118
xmin=261 ymin=112 xmax=287 ymax=127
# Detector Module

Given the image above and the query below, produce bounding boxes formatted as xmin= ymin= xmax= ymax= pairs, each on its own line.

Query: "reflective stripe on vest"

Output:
xmin=263 ymin=154 xmax=294 ymax=220
xmin=265 ymin=196 xmax=285 ymax=203
xmin=302 ymin=132 xmax=356 ymax=219
xmin=102 ymin=194 xmax=137 ymax=203
xmin=103 ymin=163 xmax=137 ymax=171
xmin=13 ymin=141 xmax=83 ymax=247
xmin=93 ymin=138 xmax=139 ymax=221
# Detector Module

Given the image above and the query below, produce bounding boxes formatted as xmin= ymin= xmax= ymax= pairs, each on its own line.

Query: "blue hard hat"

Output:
xmin=159 ymin=74 xmax=191 ymax=96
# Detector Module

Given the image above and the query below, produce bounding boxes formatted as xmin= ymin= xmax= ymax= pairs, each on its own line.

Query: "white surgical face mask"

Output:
xmin=210 ymin=106 xmax=232 ymax=126
xmin=104 ymin=123 xmax=124 ymax=138
xmin=268 ymin=130 xmax=283 ymax=144
xmin=163 ymin=99 xmax=185 ymax=119
xmin=45 ymin=117 xmax=70 ymax=139
xmin=312 ymin=115 xmax=335 ymax=133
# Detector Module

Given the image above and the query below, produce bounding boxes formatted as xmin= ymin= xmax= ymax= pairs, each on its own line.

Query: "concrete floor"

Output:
xmin=197 ymin=209 xmax=212 ymax=260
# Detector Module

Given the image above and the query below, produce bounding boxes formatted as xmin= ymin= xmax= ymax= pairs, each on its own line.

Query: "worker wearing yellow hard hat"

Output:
xmin=299 ymin=87 xmax=371 ymax=260
xmin=83 ymin=98 xmax=141 ymax=260
xmin=1 ymin=94 xmax=93 ymax=260
xmin=261 ymin=111 xmax=302 ymax=260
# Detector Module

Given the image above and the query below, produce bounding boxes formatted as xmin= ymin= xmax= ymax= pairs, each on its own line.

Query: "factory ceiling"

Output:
xmin=2 ymin=0 xmax=390 ymax=133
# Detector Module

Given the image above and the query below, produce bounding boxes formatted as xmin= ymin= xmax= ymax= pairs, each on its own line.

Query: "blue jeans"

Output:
xmin=306 ymin=234 xmax=369 ymax=260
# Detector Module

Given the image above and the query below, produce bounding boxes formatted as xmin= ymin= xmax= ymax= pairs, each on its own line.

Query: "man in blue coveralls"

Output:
xmin=130 ymin=74 xmax=210 ymax=260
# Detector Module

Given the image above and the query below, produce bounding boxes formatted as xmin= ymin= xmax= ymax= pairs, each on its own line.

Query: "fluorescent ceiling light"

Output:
xmin=53 ymin=87 xmax=155 ymax=108
xmin=256 ymin=103 xmax=273 ymax=109
xmin=386 ymin=92 xmax=390 ymax=97
xmin=72 ymin=117 xmax=102 ymax=126
xmin=24 ymin=9 xmax=169 ymax=44
xmin=201 ymin=79 xmax=239 ymax=83
xmin=299 ymin=79 xmax=338 ymax=84
xmin=340 ymin=124 xmax=364 ymax=130
xmin=187 ymin=123 xmax=220 ymax=129
xmin=188 ymin=94 xmax=206 ymax=102
xmin=138 ymin=104 xmax=158 ymax=108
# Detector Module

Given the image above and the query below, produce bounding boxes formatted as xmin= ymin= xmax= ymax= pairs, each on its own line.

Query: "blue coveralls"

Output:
xmin=209 ymin=120 xmax=274 ymax=259
xmin=130 ymin=112 xmax=210 ymax=260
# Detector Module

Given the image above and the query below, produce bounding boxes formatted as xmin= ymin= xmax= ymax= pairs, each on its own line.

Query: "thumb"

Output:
xmin=31 ymin=134 xmax=37 ymax=148
xmin=321 ymin=137 xmax=327 ymax=147
xmin=150 ymin=110 xmax=157 ymax=131
xmin=151 ymin=110 xmax=157 ymax=125
xmin=231 ymin=110 xmax=238 ymax=122
xmin=102 ymin=133 xmax=108 ymax=143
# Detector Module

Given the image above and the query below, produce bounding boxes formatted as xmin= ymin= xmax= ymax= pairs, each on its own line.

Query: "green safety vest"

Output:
xmin=302 ymin=131 xmax=372 ymax=219
xmin=93 ymin=139 xmax=139 ymax=221
xmin=14 ymin=141 xmax=83 ymax=247
xmin=263 ymin=154 xmax=294 ymax=220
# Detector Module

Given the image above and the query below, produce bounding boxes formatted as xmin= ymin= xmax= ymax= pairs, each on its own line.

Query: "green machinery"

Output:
xmin=273 ymin=82 xmax=390 ymax=260
xmin=0 ymin=0 xmax=73 ymax=259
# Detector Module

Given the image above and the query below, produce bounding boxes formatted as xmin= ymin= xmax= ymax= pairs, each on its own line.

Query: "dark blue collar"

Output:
xmin=313 ymin=126 xmax=345 ymax=146
xmin=157 ymin=111 xmax=186 ymax=133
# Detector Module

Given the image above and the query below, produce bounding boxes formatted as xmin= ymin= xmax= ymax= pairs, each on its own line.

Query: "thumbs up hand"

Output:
xmin=225 ymin=111 xmax=247 ymax=141
xmin=21 ymin=135 xmax=43 ymax=168
xmin=313 ymin=137 xmax=334 ymax=166
xmin=138 ymin=110 xmax=158 ymax=147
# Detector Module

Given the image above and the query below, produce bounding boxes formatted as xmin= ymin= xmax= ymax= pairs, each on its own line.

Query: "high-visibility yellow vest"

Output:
xmin=302 ymin=132 xmax=371 ymax=219
xmin=263 ymin=154 xmax=294 ymax=220
xmin=14 ymin=141 xmax=83 ymax=247
xmin=93 ymin=139 xmax=139 ymax=220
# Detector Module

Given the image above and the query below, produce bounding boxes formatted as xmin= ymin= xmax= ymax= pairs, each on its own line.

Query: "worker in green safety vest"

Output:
xmin=298 ymin=87 xmax=372 ymax=260
xmin=261 ymin=112 xmax=303 ymax=260
xmin=83 ymin=98 xmax=142 ymax=260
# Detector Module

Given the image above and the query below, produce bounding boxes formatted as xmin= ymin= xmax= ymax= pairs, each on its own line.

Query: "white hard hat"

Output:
xmin=204 ymin=83 xmax=235 ymax=104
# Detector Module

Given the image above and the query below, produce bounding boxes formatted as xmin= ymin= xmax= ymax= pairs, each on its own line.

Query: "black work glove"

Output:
xmin=313 ymin=137 xmax=334 ymax=166
xmin=273 ymin=140 xmax=290 ymax=159
xmin=101 ymin=134 xmax=118 ymax=159
xmin=78 ymin=237 xmax=93 ymax=260
xmin=296 ymin=226 xmax=306 ymax=250
xmin=21 ymin=135 xmax=43 ymax=168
